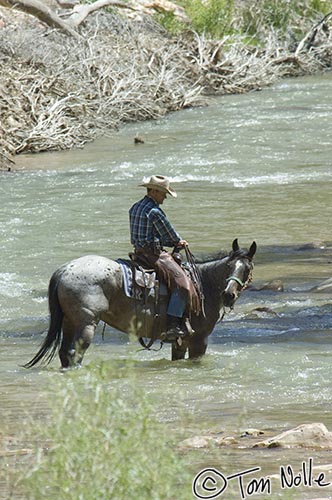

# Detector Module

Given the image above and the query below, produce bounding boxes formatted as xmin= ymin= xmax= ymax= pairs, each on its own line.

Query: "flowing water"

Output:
xmin=1 ymin=73 xmax=332 ymax=499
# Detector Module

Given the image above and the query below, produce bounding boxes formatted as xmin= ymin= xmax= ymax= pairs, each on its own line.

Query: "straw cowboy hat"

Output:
xmin=139 ymin=175 xmax=177 ymax=197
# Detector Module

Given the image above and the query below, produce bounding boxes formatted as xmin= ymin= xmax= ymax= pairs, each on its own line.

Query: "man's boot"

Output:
xmin=161 ymin=315 xmax=185 ymax=342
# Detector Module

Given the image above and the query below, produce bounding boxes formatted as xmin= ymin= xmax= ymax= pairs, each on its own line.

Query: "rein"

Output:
xmin=138 ymin=337 xmax=164 ymax=351
xmin=184 ymin=245 xmax=206 ymax=317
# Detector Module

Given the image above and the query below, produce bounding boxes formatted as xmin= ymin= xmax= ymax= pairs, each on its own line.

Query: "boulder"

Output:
xmin=178 ymin=435 xmax=215 ymax=450
xmin=311 ymin=277 xmax=332 ymax=293
xmin=246 ymin=307 xmax=278 ymax=319
xmin=253 ymin=423 xmax=332 ymax=450
xmin=240 ymin=428 xmax=265 ymax=437
xmin=259 ymin=279 xmax=284 ymax=292
xmin=178 ymin=434 xmax=238 ymax=450
xmin=214 ymin=436 xmax=238 ymax=446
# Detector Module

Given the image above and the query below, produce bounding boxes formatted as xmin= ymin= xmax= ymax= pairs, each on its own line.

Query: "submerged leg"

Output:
xmin=59 ymin=318 xmax=97 ymax=368
xmin=188 ymin=336 xmax=208 ymax=360
xmin=59 ymin=318 xmax=75 ymax=368
xmin=171 ymin=341 xmax=187 ymax=361
xmin=74 ymin=323 xmax=97 ymax=366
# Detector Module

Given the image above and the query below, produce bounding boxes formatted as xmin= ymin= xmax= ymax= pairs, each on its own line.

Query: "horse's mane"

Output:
xmin=193 ymin=250 xmax=228 ymax=264
xmin=229 ymin=248 xmax=251 ymax=259
xmin=194 ymin=248 xmax=250 ymax=264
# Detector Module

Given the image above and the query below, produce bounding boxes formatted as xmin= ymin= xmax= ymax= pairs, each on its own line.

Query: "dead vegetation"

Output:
xmin=0 ymin=3 xmax=332 ymax=170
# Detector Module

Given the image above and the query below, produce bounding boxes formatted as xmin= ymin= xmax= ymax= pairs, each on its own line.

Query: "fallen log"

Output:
xmin=67 ymin=0 xmax=136 ymax=27
xmin=0 ymin=0 xmax=81 ymax=37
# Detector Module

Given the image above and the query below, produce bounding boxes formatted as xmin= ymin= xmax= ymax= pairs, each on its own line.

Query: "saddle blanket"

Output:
xmin=117 ymin=259 xmax=167 ymax=299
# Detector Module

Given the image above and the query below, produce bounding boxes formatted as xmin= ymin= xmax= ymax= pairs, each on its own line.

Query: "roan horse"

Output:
xmin=24 ymin=239 xmax=256 ymax=368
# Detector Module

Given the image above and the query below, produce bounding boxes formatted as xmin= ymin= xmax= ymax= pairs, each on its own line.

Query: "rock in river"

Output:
xmin=253 ymin=423 xmax=332 ymax=450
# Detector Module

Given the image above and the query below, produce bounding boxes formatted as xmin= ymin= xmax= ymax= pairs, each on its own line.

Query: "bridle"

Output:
xmin=218 ymin=262 xmax=253 ymax=322
xmin=225 ymin=265 xmax=253 ymax=292
xmin=226 ymin=275 xmax=245 ymax=287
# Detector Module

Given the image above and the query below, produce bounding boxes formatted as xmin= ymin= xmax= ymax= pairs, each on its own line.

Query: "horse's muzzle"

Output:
xmin=222 ymin=289 xmax=238 ymax=308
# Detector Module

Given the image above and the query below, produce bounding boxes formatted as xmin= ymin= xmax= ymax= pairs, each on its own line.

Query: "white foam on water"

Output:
xmin=0 ymin=273 xmax=26 ymax=298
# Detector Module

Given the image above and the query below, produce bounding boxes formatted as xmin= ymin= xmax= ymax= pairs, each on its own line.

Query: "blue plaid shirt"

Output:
xmin=129 ymin=195 xmax=181 ymax=249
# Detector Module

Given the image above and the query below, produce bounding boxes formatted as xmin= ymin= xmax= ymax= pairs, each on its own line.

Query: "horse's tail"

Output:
xmin=24 ymin=270 xmax=64 ymax=368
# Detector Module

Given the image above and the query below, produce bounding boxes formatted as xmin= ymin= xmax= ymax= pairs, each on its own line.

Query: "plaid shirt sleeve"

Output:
xmin=149 ymin=207 xmax=181 ymax=247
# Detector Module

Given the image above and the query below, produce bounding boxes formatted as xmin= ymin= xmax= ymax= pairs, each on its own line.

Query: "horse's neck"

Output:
xmin=198 ymin=257 xmax=229 ymax=296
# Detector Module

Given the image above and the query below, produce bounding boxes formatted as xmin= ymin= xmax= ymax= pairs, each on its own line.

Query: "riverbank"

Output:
xmin=1 ymin=2 xmax=332 ymax=169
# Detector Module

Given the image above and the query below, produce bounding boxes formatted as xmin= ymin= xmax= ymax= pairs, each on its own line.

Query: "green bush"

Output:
xmin=157 ymin=0 xmax=236 ymax=37
xmin=183 ymin=0 xmax=235 ymax=37
xmin=240 ymin=0 xmax=332 ymax=38
xmin=240 ymin=0 xmax=297 ymax=36
xmin=22 ymin=362 xmax=190 ymax=500
xmin=158 ymin=0 xmax=332 ymax=39
xmin=309 ymin=0 xmax=332 ymax=15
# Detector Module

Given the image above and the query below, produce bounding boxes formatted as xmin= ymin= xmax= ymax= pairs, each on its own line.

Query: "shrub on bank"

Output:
xmin=239 ymin=0 xmax=332 ymax=39
xmin=183 ymin=0 xmax=235 ymax=39
xmin=21 ymin=362 xmax=190 ymax=500
xmin=157 ymin=0 xmax=332 ymax=40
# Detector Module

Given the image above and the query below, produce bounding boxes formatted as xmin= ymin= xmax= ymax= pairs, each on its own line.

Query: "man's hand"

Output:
xmin=177 ymin=239 xmax=188 ymax=247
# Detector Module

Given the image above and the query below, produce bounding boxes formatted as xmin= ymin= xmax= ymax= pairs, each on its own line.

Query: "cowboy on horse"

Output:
xmin=129 ymin=175 xmax=200 ymax=342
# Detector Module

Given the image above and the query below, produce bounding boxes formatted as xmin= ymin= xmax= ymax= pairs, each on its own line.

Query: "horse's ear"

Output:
xmin=248 ymin=241 xmax=257 ymax=260
xmin=232 ymin=238 xmax=239 ymax=252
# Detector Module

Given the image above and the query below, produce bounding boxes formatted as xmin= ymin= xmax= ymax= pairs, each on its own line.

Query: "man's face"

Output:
xmin=150 ymin=189 xmax=167 ymax=204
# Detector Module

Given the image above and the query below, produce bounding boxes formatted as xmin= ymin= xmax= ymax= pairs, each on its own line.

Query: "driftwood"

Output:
xmin=295 ymin=11 xmax=332 ymax=56
xmin=67 ymin=0 xmax=137 ymax=27
xmin=0 ymin=8 xmax=332 ymax=165
xmin=0 ymin=0 xmax=80 ymax=37
xmin=0 ymin=0 xmax=188 ymax=37
xmin=0 ymin=12 xmax=204 ymax=159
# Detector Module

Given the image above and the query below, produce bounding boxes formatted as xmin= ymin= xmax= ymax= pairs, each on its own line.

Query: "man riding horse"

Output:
xmin=129 ymin=175 xmax=200 ymax=342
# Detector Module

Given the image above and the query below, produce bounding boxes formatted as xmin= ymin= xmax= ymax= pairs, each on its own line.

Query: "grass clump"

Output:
xmin=157 ymin=0 xmax=332 ymax=41
xmin=183 ymin=0 xmax=235 ymax=38
xmin=240 ymin=0 xmax=332 ymax=37
xmin=156 ymin=0 xmax=236 ymax=37
xmin=21 ymin=362 xmax=190 ymax=500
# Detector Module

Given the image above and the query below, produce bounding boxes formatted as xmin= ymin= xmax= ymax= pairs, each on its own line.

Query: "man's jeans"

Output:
xmin=167 ymin=288 xmax=187 ymax=318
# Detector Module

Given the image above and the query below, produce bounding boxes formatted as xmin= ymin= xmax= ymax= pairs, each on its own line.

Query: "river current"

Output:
xmin=1 ymin=73 xmax=332 ymax=499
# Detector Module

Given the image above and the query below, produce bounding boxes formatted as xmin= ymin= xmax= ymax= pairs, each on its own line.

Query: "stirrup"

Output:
xmin=160 ymin=325 xmax=185 ymax=343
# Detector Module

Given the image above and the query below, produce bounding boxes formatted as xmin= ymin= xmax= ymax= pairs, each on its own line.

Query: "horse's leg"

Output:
xmin=73 ymin=322 xmax=97 ymax=366
xmin=59 ymin=318 xmax=96 ymax=368
xmin=188 ymin=336 xmax=208 ymax=360
xmin=59 ymin=318 xmax=76 ymax=368
xmin=171 ymin=341 xmax=188 ymax=360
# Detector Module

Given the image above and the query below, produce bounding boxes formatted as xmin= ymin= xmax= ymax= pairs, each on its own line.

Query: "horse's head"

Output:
xmin=222 ymin=239 xmax=257 ymax=308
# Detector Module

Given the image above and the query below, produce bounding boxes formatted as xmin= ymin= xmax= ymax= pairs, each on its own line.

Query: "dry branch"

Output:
xmin=0 ymin=0 xmax=80 ymax=37
xmin=0 ymin=0 xmax=190 ymax=37
xmin=67 ymin=0 xmax=136 ymax=27
xmin=295 ymin=11 xmax=332 ymax=56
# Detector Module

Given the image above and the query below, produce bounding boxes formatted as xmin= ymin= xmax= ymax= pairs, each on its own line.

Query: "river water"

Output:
xmin=1 ymin=73 xmax=332 ymax=499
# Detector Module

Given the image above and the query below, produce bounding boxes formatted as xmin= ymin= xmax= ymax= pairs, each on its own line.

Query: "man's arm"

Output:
xmin=151 ymin=208 xmax=182 ymax=247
